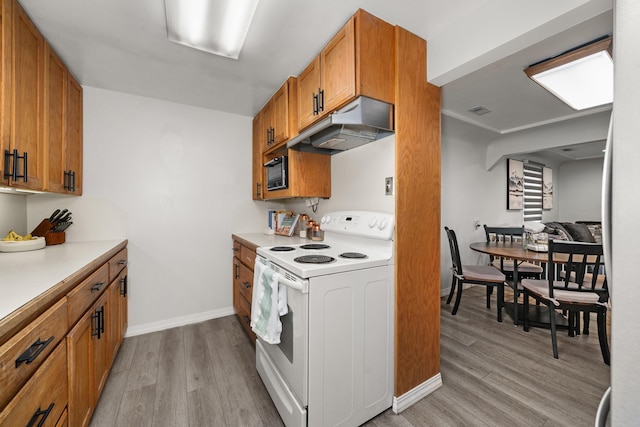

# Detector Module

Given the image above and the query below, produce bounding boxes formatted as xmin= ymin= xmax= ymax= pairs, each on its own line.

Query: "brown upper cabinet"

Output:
xmin=252 ymin=113 xmax=264 ymax=200
xmin=260 ymin=76 xmax=298 ymax=153
xmin=1 ymin=0 xmax=82 ymax=194
xmin=297 ymin=9 xmax=394 ymax=131
xmin=3 ymin=0 xmax=45 ymax=191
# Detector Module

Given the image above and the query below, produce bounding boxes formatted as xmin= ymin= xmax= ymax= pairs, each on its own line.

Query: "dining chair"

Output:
xmin=522 ymin=240 xmax=610 ymax=364
xmin=484 ymin=225 xmax=544 ymax=325
xmin=445 ymin=227 xmax=507 ymax=321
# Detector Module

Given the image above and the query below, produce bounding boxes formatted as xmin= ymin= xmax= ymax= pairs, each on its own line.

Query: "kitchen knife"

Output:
xmin=55 ymin=222 xmax=73 ymax=232
xmin=58 ymin=213 xmax=72 ymax=223
xmin=52 ymin=209 xmax=68 ymax=224
xmin=48 ymin=209 xmax=60 ymax=221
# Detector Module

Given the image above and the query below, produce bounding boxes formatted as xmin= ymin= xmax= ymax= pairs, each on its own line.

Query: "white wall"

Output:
xmin=283 ymin=135 xmax=395 ymax=219
xmin=0 ymin=193 xmax=27 ymax=236
xmin=557 ymin=158 xmax=603 ymax=222
xmin=26 ymin=87 xmax=272 ymax=335
xmin=611 ymin=0 xmax=640 ymax=423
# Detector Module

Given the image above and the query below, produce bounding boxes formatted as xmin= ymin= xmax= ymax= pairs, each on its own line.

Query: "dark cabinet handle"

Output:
xmin=27 ymin=403 xmax=54 ymax=427
xmin=71 ymin=170 xmax=76 ymax=192
xmin=120 ymin=275 xmax=128 ymax=296
xmin=3 ymin=149 xmax=10 ymax=179
xmin=117 ymin=259 xmax=127 ymax=266
xmin=91 ymin=306 xmax=104 ymax=339
xmin=235 ymin=263 xmax=240 ymax=279
xmin=255 ymin=182 xmax=261 ymax=198
xmin=91 ymin=281 xmax=106 ymax=293
xmin=241 ymin=281 xmax=251 ymax=290
xmin=242 ymin=315 xmax=251 ymax=324
xmin=63 ymin=170 xmax=69 ymax=190
xmin=318 ymin=88 xmax=324 ymax=112
xmin=15 ymin=336 xmax=54 ymax=368
xmin=3 ymin=149 xmax=27 ymax=181
xmin=312 ymin=93 xmax=318 ymax=115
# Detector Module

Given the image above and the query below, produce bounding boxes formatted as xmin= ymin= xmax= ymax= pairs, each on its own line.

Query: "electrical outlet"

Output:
xmin=385 ymin=177 xmax=393 ymax=195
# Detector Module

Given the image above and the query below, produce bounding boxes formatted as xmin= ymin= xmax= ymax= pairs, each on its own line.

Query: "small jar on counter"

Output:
xmin=299 ymin=213 xmax=310 ymax=238
xmin=311 ymin=224 xmax=324 ymax=241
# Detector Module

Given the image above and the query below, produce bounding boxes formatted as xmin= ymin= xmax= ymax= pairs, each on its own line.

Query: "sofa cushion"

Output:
xmin=562 ymin=222 xmax=597 ymax=243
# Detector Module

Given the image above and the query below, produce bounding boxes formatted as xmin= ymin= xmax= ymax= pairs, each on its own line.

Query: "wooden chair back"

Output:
xmin=548 ymin=240 xmax=607 ymax=301
xmin=444 ymin=227 xmax=463 ymax=277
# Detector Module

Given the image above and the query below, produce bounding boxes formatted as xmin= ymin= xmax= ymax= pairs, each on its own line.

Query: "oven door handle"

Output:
xmin=275 ymin=274 xmax=304 ymax=292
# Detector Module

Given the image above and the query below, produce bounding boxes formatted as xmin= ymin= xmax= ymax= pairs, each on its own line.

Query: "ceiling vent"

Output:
xmin=468 ymin=105 xmax=492 ymax=116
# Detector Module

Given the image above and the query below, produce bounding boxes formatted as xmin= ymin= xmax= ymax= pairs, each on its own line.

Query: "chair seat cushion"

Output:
xmin=521 ymin=279 xmax=603 ymax=305
xmin=492 ymin=259 xmax=543 ymax=274
xmin=462 ymin=265 xmax=505 ymax=282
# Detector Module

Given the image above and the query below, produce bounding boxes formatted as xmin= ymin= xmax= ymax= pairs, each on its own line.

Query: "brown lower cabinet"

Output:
xmin=0 ymin=242 xmax=128 ymax=427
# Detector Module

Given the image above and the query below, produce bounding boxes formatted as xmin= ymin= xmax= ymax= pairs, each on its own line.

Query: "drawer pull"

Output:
xmin=241 ymin=281 xmax=251 ymax=290
xmin=15 ymin=336 xmax=54 ymax=368
xmin=117 ymin=259 xmax=127 ymax=266
xmin=120 ymin=276 xmax=128 ymax=296
xmin=91 ymin=281 xmax=106 ymax=292
xmin=242 ymin=315 xmax=251 ymax=325
xmin=27 ymin=402 xmax=54 ymax=427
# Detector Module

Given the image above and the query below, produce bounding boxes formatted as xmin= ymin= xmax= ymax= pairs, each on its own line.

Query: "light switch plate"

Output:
xmin=385 ymin=177 xmax=393 ymax=195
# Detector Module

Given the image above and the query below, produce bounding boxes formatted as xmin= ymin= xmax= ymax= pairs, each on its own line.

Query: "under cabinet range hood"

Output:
xmin=286 ymin=96 xmax=394 ymax=155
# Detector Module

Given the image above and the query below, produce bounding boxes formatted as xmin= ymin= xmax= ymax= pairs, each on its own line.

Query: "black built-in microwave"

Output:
xmin=264 ymin=156 xmax=288 ymax=191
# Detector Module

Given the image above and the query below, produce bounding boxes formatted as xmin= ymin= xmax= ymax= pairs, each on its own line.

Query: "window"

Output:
xmin=523 ymin=161 xmax=543 ymax=222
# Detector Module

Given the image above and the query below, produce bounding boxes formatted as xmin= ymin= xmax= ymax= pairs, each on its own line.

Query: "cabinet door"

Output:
xmin=43 ymin=43 xmax=67 ymax=193
xmin=261 ymin=99 xmax=275 ymax=151
xmin=321 ymin=16 xmax=355 ymax=114
xmin=0 ymin=0 xmax=12 ymax=182
xmin=297 ymin=56 xmax=321 ymax=130
xmin=67 ymin=311 xmax=94 ymax=427
xmin=9 ymin=2 xmax=44 ymax=190
xmin=252 ymin=114 xmax=264 ymax=200
xmin=93 ymin=292 xmax=110 ymax=399
xmin=271 ymin=82 xmax=290 ymax=145
xmin=65 ymin=74 xmax=82 ymax=195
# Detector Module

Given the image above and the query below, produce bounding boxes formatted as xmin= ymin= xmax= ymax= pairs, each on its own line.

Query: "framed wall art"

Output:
xmin=507 ymin=159 xmax=524 ymax=210
xmin=543 ymin=166 xmax=553 ymax=209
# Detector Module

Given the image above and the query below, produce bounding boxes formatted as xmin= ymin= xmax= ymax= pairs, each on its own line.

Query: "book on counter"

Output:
xmin=275 ymin=211 xmax=300 ymax=236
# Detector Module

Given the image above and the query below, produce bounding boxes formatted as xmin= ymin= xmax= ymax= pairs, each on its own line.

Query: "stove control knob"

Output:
xmin=378 ymin=218 xmax=388 ymax=230
xmin=368 ymin=217 xmax=378 ymax=228
xmin=321 ymin=215 xmax=328 ymax=224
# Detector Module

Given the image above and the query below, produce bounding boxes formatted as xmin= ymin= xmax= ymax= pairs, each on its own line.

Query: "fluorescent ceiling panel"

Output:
xmin=165 ymin=0 xmax=259 ymax=59
xmin=525 ymin=37 xmax=613 ymax=111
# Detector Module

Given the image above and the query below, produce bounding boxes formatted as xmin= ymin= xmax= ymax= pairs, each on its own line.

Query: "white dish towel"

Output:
xmin=250 ymin=260 xmax=288 ymax=344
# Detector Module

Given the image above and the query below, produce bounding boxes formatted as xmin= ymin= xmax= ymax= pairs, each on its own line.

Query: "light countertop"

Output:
xmin=232 ymin=232 xmax=310 ymax=249
xmin=0 ymin=239 xmax=126 ymax=320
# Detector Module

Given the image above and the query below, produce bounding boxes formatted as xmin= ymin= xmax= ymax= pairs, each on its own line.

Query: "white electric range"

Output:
xmin=254 ymin=210 xmax=395 ymax=427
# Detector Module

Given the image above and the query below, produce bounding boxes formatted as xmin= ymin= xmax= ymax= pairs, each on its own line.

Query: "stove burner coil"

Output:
xmin=270 ymin=246 xmax=296 ymax=252
xmin=339 ymin=252 xmax=368 ymax=259
xmin=300 ymin=243 xmax=330 ymax=250
xmin=294 ymin=255 xmax=335 ymax=264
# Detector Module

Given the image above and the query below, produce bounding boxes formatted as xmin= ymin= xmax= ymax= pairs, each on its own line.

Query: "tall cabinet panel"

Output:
xmin=65 ymin=73 xmax=82 ymax=194
xmin=43 ymin=44 xmax=66 ymax=193
xmin=7 ymin=0 xmax=44 ymax=190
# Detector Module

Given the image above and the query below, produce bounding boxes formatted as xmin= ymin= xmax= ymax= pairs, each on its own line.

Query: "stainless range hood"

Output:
xmin=286 ymin=96 xmax=394 ymax=155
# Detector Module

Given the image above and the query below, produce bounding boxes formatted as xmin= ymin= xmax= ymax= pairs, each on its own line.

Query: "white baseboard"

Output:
xmin=124 ymin=306 xmax=236 ymax=337
xmin=392 ymin=373 xmax=443 ymax=413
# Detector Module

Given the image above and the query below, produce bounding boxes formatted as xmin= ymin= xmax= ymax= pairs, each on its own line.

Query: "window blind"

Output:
xmin=523 ymin=161 xmax=543 ymax=222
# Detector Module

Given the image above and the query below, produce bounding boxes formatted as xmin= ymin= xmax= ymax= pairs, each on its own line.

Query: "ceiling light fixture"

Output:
xmin=524 ymin=36 xmax=613 ymax=110
xmin=164 ymin=0 xmax=260 ymax=59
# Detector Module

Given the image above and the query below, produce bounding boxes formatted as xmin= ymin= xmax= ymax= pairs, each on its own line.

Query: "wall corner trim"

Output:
xmin=392 ymin=373 xmax=443 ymax=413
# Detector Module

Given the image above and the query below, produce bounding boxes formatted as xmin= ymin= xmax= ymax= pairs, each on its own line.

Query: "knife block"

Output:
xmin=31 ymin=219 xmax=66 ymax=246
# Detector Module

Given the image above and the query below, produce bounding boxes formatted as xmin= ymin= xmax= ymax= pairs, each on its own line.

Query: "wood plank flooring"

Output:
xmin=90 ymin=286 xmax=609 ymax=426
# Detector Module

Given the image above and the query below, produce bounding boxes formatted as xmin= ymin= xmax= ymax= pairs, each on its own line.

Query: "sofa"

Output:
xmin=543 ymin=221 xmax=602 ymax=243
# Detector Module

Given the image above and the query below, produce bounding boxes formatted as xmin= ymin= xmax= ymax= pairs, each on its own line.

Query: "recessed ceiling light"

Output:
xmin=525 ymin=36 xmax=613 ymax=110
xmin=164 ymin=0 xmax=260 ymax=59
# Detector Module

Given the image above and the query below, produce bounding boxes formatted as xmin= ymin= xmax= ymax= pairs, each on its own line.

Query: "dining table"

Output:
xmin=469 ymin=241 xmax=571 ymax=328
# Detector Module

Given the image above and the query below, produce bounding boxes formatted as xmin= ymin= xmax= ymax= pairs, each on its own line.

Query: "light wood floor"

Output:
xmin=90 ymin=286 xmax=610 ymax=426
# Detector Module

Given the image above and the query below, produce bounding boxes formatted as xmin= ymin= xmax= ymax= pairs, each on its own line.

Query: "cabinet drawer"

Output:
xmin=0 ymin=341 xmax=68 ymax=427
xmin=238 ymin=293 xmax=252 ymax=328
xmin=239 ymin=245 xmax=256 ymax=268
xmin=0 ymin=298 xmax=67 ymax=409
xmin=108 ymin=247 xmax=128 ymax=282
xmin=237 ymin=262 xmax=254 ymax=303
xmin=67 ymin=264 xmax=109 ymax=327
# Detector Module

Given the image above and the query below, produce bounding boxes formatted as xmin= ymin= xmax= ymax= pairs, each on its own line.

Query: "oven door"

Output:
xmin=255 ymin=259 xmax=309 ymax=423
